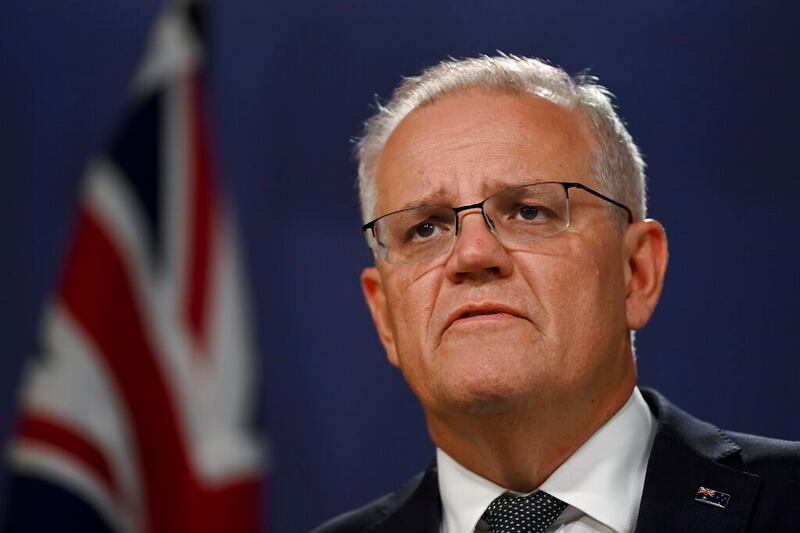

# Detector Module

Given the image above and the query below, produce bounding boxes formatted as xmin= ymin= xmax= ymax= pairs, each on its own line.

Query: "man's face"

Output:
xmin=362 ymin=89 xmax=638 ymax=421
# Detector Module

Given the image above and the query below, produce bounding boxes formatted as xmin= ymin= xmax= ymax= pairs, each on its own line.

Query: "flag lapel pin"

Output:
xmin=694 ymin=486 xmax=731 ymax=509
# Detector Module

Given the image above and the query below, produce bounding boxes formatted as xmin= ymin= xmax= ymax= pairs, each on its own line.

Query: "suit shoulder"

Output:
xmin=724 ymin=430 xmax=800 ymax=527
xmin=727 ymin=429 xmax=800 ymax=478
xmin=311 ymin=471 xmax=427 ymax=533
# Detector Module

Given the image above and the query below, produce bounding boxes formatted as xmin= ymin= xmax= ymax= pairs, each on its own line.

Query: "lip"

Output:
xmin=444 ymin=302 xmax=526 ymax=331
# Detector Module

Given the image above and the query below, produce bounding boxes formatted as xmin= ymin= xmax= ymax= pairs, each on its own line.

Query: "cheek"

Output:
xmin=382 ymin=272 xmax=446 ymax=406
xmin=515 ymin=239 xmax=625 ymax=344
xmin=385 ymin=266 xmax=442 ymax=355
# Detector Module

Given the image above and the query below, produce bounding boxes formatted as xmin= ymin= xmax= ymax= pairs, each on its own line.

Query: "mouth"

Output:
xmin=445 ymin=303 xmax=525 ymax=330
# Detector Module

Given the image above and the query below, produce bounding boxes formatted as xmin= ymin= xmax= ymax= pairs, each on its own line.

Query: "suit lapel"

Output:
xmin=375 ymin=462 xmax=441 ymax=533
xmin=636 ymin=389 xmax=761 ymax=532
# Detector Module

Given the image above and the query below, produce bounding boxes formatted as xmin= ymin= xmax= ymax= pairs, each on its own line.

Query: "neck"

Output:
xmin=427 ymin=373 xmax=636 ymax=492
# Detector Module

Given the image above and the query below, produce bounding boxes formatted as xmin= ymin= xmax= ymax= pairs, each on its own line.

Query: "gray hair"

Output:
xmin=357 ymin=54 xmax=646 ymax=224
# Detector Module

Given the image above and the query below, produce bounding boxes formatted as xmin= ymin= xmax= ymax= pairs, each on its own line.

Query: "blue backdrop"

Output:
xmin=1 ymin=2 xmax=799 ymax=532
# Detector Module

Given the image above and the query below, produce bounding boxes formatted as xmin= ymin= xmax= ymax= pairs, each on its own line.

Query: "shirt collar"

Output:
xmin=437 ymin=387 xmax=656 ymax=533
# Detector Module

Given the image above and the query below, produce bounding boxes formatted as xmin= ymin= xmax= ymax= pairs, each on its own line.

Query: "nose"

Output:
xmin=444 ymin=209 xmax=514 ymax=283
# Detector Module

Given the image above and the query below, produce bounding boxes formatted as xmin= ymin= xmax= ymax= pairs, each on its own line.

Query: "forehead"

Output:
xmin=374 ymin=88 xmax=596 ymax=212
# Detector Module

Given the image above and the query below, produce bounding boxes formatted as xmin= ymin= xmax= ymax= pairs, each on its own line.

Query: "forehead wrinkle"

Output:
xmin=394 ymin=100 xmax=538 ymax=159
xmin=404 ymin=142 xmax=544 ymax=190
xmin=404 ymin=135 xmax=539 ymax=170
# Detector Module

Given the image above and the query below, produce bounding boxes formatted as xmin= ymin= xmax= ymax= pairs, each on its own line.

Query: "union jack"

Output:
xmin=6 ymin=3 xmax=265 ymax=531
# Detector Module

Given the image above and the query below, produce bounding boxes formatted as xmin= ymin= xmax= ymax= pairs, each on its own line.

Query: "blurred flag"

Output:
xmin=5 ymin=2 xmax=265 ymax=532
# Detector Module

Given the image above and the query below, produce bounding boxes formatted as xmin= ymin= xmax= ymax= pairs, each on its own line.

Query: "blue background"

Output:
xmin=1 ymin=2 xmax=799 ymax=532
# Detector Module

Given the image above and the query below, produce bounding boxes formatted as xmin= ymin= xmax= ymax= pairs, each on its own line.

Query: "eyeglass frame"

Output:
xmin=361 ymin=181 xmax=634 ymax=263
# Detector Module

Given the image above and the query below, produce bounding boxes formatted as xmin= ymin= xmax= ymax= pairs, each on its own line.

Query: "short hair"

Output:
xmin=356 ymin=54 xmax=647 ymax=225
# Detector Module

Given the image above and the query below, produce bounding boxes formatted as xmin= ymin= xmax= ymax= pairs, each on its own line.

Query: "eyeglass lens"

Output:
xmin=371 ymin=182 xmax=570 ymax=264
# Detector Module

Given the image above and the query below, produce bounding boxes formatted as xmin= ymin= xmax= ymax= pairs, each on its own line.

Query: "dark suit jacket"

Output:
xmin=313 ymin=389 xmax=800 ymax=532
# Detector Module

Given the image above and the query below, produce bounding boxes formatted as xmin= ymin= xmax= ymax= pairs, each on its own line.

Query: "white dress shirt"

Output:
xmin=438 ymin=387 xmax=656 ymax=533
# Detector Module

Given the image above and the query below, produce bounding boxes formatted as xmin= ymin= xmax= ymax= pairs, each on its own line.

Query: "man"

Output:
xmin=314 ymin=55 xmax=799 ymax=532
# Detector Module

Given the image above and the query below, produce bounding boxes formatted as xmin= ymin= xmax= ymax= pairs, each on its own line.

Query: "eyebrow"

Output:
xmin=398 ymin=177 xmax=543 ymax=210
xmin=399 ymin=188 xmax=454 ymax=210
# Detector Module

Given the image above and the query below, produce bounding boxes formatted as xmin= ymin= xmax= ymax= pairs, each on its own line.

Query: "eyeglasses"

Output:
xmin=362 ymin=181 xmax=633 ymax=264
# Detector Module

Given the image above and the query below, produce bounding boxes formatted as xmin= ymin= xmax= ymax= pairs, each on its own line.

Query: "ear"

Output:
xmin=623 ymin=220 xmax=669 ymax=331
xmin=361 ymin=266 xmax=400 ymax=367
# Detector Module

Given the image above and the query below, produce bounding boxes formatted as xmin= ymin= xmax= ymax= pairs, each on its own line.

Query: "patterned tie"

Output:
xmin=481 ymin=490 xmax=567 ymax=533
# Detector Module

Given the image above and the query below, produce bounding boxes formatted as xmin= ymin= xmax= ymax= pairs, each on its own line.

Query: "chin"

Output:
xmin=413 ymin=333 xmax=553 ymax=414
xmin=432 ymin=363 xmax=540 ymax=416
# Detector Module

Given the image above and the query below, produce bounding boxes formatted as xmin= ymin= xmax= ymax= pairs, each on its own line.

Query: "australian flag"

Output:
xmin=695 ymin=486 xmax=731 ymax=509
xmin=4 ymin=2 xmax=266 ymax=531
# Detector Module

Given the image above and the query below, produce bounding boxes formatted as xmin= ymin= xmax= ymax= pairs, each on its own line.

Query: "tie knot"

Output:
xmin=481 ymin=491 xmax=567 ymax=533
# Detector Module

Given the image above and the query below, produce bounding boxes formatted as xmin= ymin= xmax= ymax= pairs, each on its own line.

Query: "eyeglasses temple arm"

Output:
xmin=565 ymin=182 xmax=634 ymax=223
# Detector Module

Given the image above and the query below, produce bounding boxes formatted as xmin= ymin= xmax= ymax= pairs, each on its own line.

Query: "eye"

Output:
xmin=402 ymin=219 xmax=445 ymax=243
xmin=518 ymin=205 xmax=540 ymax=220
xmin=415 ymin=222 xmax=437 ymax=238
xmin=509 ymin=204 xmax=547 ymax=222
